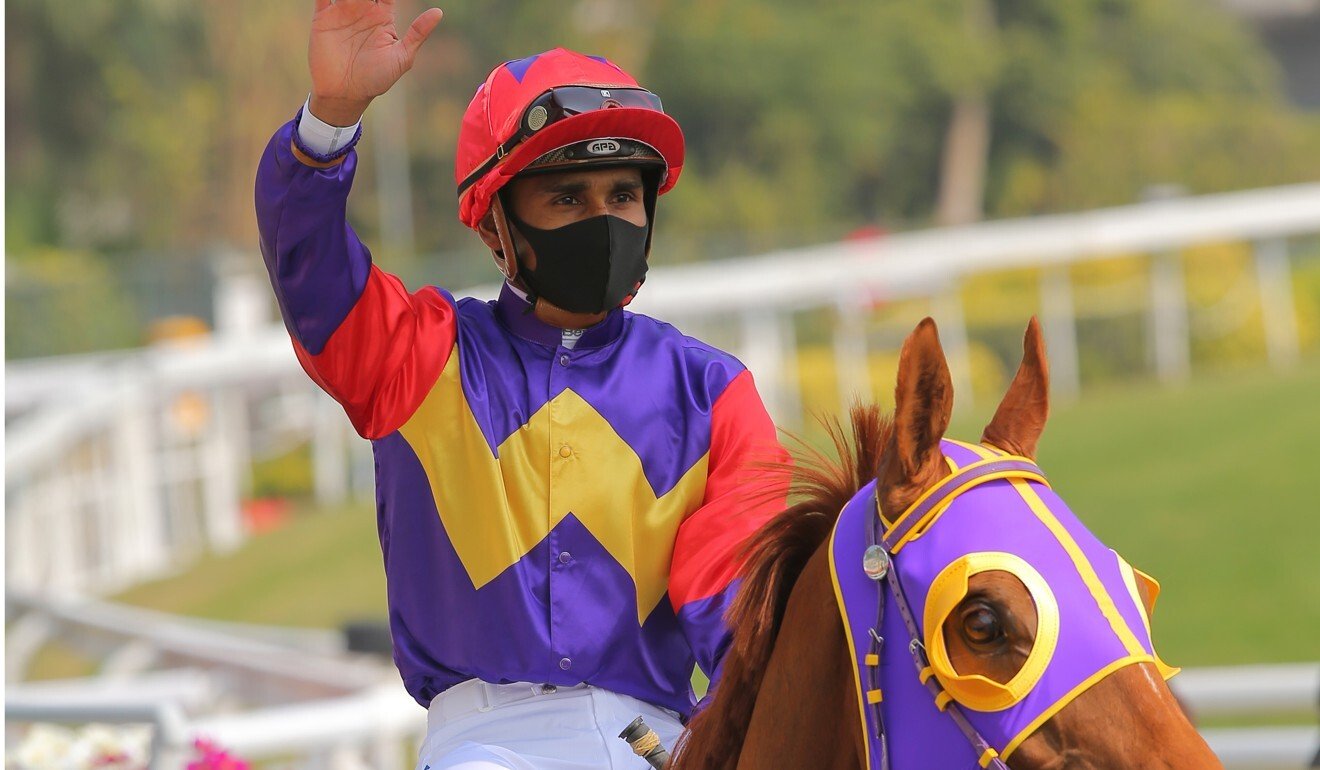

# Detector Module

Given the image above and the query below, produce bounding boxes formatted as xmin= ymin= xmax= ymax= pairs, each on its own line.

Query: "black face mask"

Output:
xmin=504 ymin=204 xmax=651 ymax=315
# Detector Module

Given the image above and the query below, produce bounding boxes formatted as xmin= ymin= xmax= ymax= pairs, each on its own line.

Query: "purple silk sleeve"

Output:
xmin=678 ymin=579 xmax=739 ymax=711
xmin=254 ymin=117 xmax=373 ymax=355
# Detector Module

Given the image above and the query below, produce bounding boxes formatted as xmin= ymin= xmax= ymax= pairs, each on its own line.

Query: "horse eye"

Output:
xmin=961 ymin=604 xmax=1005 ymax=646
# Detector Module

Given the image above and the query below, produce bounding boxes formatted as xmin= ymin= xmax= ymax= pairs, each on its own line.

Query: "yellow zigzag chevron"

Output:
xmin=399 ymin=350 xmax=709 ymax=623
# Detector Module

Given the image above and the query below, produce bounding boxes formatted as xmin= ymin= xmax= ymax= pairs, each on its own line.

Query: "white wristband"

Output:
xmin=297 ymin=95 xmax=363 ymax=156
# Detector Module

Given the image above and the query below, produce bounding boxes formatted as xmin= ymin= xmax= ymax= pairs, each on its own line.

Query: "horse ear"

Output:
xmin=981 ymin=317 xmax=1050 ymax=460
xmin=879 ymin=318 xmax=953 ymax=523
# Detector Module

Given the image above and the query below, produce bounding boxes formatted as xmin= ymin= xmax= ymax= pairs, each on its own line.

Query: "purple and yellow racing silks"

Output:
xmin=254 ymin=117 xmax=786 ymax=716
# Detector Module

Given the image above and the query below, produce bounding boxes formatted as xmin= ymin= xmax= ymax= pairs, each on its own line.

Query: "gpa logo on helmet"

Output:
xmin=587 ymin=140 xmax=621 ymax=156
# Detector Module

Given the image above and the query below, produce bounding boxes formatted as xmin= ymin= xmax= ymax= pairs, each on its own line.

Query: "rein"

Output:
xmin=859 ymin=456 xmax=1048 ymax=770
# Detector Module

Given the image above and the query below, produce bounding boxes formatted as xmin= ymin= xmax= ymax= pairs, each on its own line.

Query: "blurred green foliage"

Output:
xmin=249 ymin=442 xmax=316 ymax=500
xmin=5 ymin=248 xmax=145 ymax=354
xmin=8 ymin=0 xmax=1320 ymax=358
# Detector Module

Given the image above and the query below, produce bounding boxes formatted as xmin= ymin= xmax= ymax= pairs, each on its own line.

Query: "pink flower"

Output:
xmin=186 ymin=737 xmax=249 ymax=770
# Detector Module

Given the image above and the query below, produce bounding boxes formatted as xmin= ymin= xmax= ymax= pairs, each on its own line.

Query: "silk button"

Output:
xmin=559 ymin=551 xmax=572 ymax=564
xmin=558 ymin=657 xmax=572 ymax=671
xmin=559 ymin=354 xmax=570 ymax=366
xmin=559 ymin=445 xmax=572 ymax=458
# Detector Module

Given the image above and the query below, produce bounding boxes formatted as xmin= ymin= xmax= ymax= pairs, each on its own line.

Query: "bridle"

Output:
xmin=858 ymin=456 xmax=1049 ymax=770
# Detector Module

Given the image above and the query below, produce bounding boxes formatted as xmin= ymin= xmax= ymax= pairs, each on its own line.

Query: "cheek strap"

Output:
xmin=489 ymin=195 xmax=522 ymax=285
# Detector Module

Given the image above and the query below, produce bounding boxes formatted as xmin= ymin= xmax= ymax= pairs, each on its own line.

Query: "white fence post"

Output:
xmin=1040 ymin=265 xmax=1081 ymax=399
xmin=1254 ymin=237 xmax=1301 ymax=370
xmin=46 ymin=468 xmax=81 ymax=593
xmin=113 ymin=373 xmax=167 ymax=588
xmin=932 ymin=283 xmax=974 ymax=413
xmin=8 ymin=489 xmax=41 ymax=589
xmin=314 ymin=394 xmax=351 ymax=507
xmin=740 ymin=307 xmax=793 ymax=425
xmin=91 ymin=437 xmax=120 ymax=587
xmin=833 ymin=294 xmax=873 ymax=412
xmin=202 ymin=388 xmax=245 ymax=553
xmin=1149 ymin=251 xmax=1191 ymax=384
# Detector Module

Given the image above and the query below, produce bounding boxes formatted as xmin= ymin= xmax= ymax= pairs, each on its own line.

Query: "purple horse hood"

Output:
xmin=830 ymin=439 xmax=1177 ymax=768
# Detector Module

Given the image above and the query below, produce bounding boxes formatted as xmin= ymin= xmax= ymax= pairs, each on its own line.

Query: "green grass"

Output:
xmin=21 ymin=639 xmax=100 ymax=682
xmin=114 ymin=502 xmax=386 ymax=628
xmin=114 ymin=359 xmax=1320 ymax=667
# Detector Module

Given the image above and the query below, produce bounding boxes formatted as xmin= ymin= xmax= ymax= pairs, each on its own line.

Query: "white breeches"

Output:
xmin=418 ymin=680 xmax=685 ymax=770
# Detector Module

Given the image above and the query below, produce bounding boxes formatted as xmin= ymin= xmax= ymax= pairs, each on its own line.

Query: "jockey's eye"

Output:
xmin=960 ymin=602 xmax=1006 ymax=647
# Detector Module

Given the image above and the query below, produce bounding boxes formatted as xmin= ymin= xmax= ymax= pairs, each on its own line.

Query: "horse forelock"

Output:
xmin=673 ymin=404 xmax=890 ymax=769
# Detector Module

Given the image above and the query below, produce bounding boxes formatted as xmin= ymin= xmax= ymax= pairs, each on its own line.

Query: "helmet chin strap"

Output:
xmin=488 ymin=195 xmax=522 ymax=286
xmin=491 ymin=193 xmax=552 ymax=317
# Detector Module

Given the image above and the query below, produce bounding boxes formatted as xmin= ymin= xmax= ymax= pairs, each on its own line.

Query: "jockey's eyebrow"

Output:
xmin=537 ymin=176 xmax=643 ymax=197
xmin=541 ymin=179 xmax=591 ymax=196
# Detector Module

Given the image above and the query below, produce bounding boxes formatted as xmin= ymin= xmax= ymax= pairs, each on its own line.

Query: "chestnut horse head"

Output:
xmin=673 ymin=318 xmax=1220 ymax=770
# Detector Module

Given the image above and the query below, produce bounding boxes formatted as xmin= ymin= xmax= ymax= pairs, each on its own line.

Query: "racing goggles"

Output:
xmin=457 ymin=86 xmax=666 ymax=196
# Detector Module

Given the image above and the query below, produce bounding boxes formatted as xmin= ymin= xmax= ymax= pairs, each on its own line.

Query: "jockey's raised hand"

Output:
xmin=308 ymin=0 xmax=444 ymax=126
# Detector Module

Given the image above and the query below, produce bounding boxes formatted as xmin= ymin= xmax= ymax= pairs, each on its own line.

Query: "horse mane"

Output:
xmin=673 ymin=403 xmax=891 ymax=769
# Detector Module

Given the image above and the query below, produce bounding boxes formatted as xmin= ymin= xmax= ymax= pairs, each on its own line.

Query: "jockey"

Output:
xmin=254 ymin=3 xmax=785 ymax=769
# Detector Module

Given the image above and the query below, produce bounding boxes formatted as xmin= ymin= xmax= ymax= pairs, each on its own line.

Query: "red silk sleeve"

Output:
xmin=293 ymin=266 xmax=457 ymax=439
xmin=670 ymin=369 xmax=789 ymax=612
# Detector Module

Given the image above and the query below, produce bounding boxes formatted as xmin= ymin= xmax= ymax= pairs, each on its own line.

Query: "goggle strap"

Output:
xmin=459 ymin=143 xmax=515 ymax=198
xmin=459 ymin=86 xmax=665 ymax=198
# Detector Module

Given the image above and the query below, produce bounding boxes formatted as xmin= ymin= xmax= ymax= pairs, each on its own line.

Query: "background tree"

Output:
xmin=7 ymin=0 xmax=1320 ymax=357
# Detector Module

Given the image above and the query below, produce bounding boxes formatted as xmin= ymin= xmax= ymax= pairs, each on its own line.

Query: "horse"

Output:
xmin=671 ymin=318 xmax=1220 ymax=769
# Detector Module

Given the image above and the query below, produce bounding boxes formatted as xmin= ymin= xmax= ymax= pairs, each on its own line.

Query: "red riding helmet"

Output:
xmin=455 ymin=48 xmax=685 ymax=230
